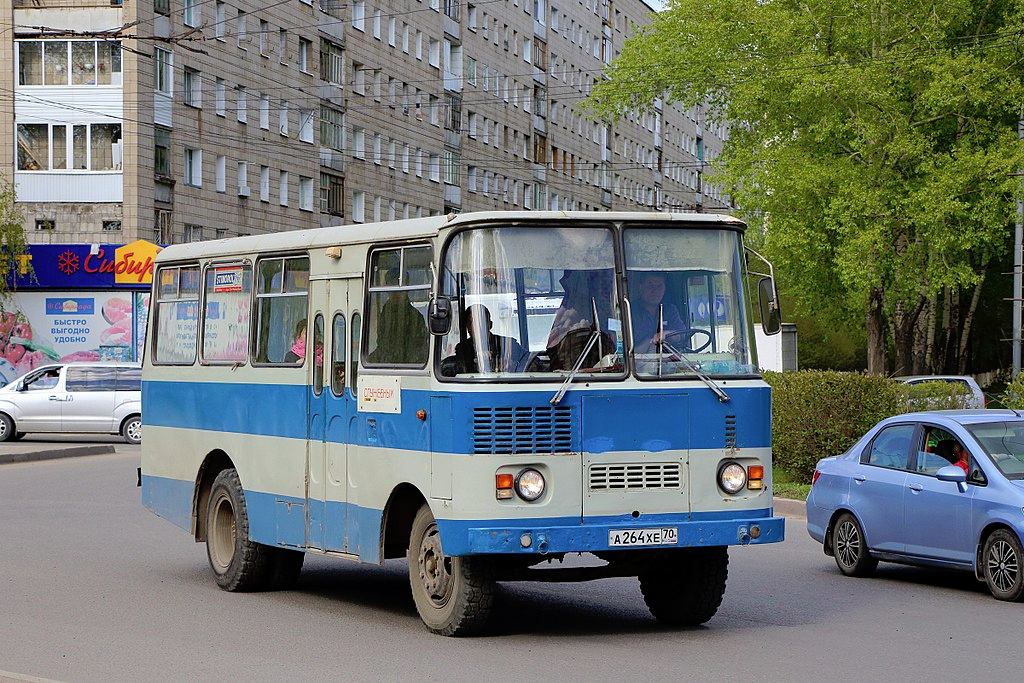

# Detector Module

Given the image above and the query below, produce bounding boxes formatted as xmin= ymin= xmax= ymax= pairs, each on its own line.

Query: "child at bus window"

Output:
xmin=284 ymin=319 xmax=307 ymax=363
xmin=455 ymin=305 xmax=528 ymax=373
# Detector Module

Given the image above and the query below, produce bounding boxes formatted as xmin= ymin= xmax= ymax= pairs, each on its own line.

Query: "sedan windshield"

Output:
xmin=966 ymin=421 xmax=1024 ymax=479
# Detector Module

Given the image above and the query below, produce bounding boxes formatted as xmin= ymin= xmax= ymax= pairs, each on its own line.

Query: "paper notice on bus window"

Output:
xmin=358 ymin=376 xmax=402 ymax=413
xmin=213 ymin=267 xmax=244 ymax=293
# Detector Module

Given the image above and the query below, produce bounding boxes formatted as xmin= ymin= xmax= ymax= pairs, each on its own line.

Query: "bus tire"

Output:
xmin=639 ymin=546 xmax=729 ymax=627
xmin=206 ymin=468 xmax=272 ymax=592
xmin=408 ymin=504 xmax=495 ymax=636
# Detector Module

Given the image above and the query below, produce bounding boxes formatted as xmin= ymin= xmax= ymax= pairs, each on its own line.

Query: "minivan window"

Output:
xmin=115 ymin=366 xmax=142 ymax=391
xmin=25 ymin=367 xmax=60 ymax=390
xmin=66 ymin=366 xmax=117 ymax=392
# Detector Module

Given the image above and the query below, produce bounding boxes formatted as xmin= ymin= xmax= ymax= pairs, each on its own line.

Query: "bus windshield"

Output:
xmin=439 ymin=225 xmax=624 ymax=378
xmin=438 ymin=223 xmax=757 ymax=380
xmin=624 ymin=227 xmax=756 ymax=378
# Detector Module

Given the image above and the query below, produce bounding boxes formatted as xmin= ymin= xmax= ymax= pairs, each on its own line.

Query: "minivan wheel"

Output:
xmin=122 ymin=416 xmax=142 ymax=444
xmin=0 ymin=414 xmax=15 ymax=442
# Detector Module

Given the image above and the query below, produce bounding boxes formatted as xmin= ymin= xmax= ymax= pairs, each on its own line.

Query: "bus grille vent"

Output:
xmin=472 ymin=406 xmax=574 ymax=454
xmin=589 ymin=463 xmax=682 ymax=490
xmin=725 ymin=415 xmax=737 ymax=449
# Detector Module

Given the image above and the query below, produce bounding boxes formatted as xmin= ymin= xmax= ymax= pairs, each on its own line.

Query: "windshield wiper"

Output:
xmin=654 ymin=304 xmax=730 ymax=403
xmin=550 ymin=298 xmax=603 ymax=406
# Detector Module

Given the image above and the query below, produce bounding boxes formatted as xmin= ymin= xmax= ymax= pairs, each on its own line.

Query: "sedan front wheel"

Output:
xmin=983 ymin=529 xmax=1024 ymax=601
xmin=832 ymin=513 xmax=878 ymax=577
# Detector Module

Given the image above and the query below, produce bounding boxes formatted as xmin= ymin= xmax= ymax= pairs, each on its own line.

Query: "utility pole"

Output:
xmin=1015 ymin=117 xmax=1024 ymax=375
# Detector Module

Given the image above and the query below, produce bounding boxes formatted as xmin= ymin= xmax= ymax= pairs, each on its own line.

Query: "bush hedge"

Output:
xmin=764 ymin=371 xmax=972 ymax=481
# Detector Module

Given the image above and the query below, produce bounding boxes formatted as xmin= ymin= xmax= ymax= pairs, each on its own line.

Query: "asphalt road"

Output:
xmin=0 ymin=451 xmax=1018 ymax=682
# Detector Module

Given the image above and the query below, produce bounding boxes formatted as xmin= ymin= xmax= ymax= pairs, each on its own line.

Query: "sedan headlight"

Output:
xmin=718 ymin=462 xmax=747 ymax=494
xmin=515 ymin=468 xmax=546 ymax=501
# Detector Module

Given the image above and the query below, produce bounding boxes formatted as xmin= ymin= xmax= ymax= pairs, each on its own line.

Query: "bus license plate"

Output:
xmin=608 ymin=528 xmax=679 ymax=547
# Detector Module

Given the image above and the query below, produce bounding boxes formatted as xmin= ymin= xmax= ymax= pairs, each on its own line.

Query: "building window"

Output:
xmin=299 ymin=109 xmax=314 ymax=143
xmin=465 ymin=57 xmax=476 ymax=85
xmin=184 ymin=224 xmax=204 ymax=242
xmin=352 ymin=62 xmax=365 ymax=95
xmin=154 ymin=127 xmax=170 ymax=177
xmin=236 ymin=86 xmax=247 ymax=123
xmin=184 ymin=0 xmax=199 ymax=27
xmin=260 ymin=93 xmax=270 ymax=129
xmin=216 ymin=155 xmax=226 ymax=192
xmin=154 ymin=0 xmax=170 ymax=15
xmin=467 ymin=112 xmax=477 ymax=138
xmin=279 ymin=170 xmax=289 ymax=206
xmin=18 ymin=40 xmax=123 ymax=87
xmin=428 ymin=154 xmax=441 ymax=183
xmin=236 ymin=10 xmax=247 ymax=49
xmin=299 ymin=176 xmax=314 ymax=211
xmin=352 ymin=191 xmax=365 ymax=222
xmin=215 ymin=2 xmax=225 ymax=40
xmin=320 ymin=172 xmax=344 ymax=215
xmin=103 ymin=220 xmax=122 ymax=232
xmin=445 ymin=93 xmax=461 ymax=132
xmin=215 ymin=78 xmax=225 ymax=115
xmin=279 ymin=28 xmax=288 ymax=63
xmin=320 ymin=39 xmax=344 ymax=85
xmin=35 ymin=219 xmax=55 ymax=231
xmin=184 ymin=147 xmax=202 ymax=186
xmin=320 ymin=106 xmax=344 ymax=151
xmin=260 ymin=165 xmax=270 ymax=201
xmin=373 ymin=9 xmax=382 ymax=39
xmin=443 ymin=150 xmax=460 ymax=185
xmin=299 ymin=38 xmax=312 ymax=72
xmin=279 ymin=101 xmax=289 ymax=136
xmin=154 ymin=48 xmax=172 ymax=94
xmin=259 ymin=20 xmax=269 ymax=56
xmin=238 ymin=161 xmax=249 ymax=195
xmin=183 ymin=68 xmax=201 ymax=107
xmin=353 ymin=127 xmax=365 ymax=158
xmin=352 ymin=0 xmax=365 ymax=31
xmin=428 ymin=39 xmax=440 ymax=68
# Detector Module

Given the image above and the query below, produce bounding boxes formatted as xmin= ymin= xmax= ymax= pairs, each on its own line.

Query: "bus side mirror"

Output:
xmin=428 ymin=296 xmax=452 ymax=335
xmin=758 ymin=277 xmax=782 ymax=335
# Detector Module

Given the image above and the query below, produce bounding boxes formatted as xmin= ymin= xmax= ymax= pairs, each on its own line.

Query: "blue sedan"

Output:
xmin=806 ymin=409 xmax=1024 ymax=601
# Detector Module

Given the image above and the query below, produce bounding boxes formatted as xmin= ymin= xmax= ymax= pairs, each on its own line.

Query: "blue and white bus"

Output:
xmin=140 ymin=211 xmax=785 ymax=635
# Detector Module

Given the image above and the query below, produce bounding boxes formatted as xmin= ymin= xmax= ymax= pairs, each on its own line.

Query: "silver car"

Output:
xmin=0 ymin=362 xmax=142 ymax=444
xmin=895 ymin=375 xmax=986 ymax=409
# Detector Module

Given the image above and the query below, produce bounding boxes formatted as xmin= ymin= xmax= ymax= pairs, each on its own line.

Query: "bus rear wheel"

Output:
xmin=206 ymin=468 xmax=274 ymax=592
xmin=639 ymin=546 xmax=729 ymax=627
xmin=408 ymin=504 xmax=495 ymax=636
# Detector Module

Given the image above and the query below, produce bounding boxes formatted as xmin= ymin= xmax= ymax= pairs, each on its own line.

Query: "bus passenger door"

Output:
xmin=323 ymin=278 xmax=360 ymax=553
xmin=306 ymin=310 xmax=328 ymax=550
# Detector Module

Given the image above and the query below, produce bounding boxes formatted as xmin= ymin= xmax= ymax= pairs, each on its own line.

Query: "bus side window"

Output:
xmin=365 ymin=247 xmax=430 ymax=365
xmin=254 ymin=256 xmax=309 ymax=364
xmin=349 ymin=312 xmax=361 ymax=395
xmin=331 ymin=313 xmax=346 ymax=396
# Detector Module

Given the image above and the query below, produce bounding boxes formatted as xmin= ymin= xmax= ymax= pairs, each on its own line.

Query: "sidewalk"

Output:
xmin=0 ymin=437 xmax=127 ymax=465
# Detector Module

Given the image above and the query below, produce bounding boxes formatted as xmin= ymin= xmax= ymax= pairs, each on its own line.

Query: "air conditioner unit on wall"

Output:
xmin=239 ymin=186 xmax=251 ymax=197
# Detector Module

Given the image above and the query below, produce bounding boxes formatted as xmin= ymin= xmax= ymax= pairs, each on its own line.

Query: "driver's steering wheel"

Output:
xmin=663 ymin=329 xmax=712 ymax=353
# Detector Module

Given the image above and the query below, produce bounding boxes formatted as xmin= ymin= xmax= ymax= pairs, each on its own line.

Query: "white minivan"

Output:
xmin=0 ymin=362 xmax=142 ymax=443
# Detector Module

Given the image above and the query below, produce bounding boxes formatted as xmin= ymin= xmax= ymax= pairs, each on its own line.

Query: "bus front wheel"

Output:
xmin=206 ymin=468 xmax=273 ymax=592
xmin=639 ymin=546 xmax=729 ymax=627
xmin=408 ymin=504 xmax=495 ymax=636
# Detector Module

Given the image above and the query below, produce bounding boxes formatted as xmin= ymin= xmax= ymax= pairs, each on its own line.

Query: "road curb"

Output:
xmin=0 ymin=444 xmax=117 ymax=465
xmin=773 ymin=497 xmax=807 ymax=519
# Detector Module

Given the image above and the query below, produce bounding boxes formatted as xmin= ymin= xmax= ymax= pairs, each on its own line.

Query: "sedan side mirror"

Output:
xmin=758 ymin=277 xmax=782 ymax=335
xmin=936 ymin=464 xmax=968 ymax=493
xmin=428 ymin=296 xmax=452 ymax=335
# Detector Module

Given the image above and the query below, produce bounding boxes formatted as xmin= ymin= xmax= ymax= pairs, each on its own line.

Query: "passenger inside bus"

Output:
xmin=546 ymin=269 xmax=616 ymax=370
xmin=629 ymin=272 xmax=689 ymax=353
xmin=369 ymin=268 xmax=429 ymax=364
xmin=454 ymin=304 xmax=528 ymax=374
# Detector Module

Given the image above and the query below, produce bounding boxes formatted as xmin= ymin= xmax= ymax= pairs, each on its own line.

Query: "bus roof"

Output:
xmin=154 ymin=211 xmax=745 ymax=263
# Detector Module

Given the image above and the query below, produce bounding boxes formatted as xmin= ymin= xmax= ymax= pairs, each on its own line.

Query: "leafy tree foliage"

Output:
xmin=0 ymin=177 xmax=30 ymax=297
xmin=585 ymin=0 xmax=1024 ymax=374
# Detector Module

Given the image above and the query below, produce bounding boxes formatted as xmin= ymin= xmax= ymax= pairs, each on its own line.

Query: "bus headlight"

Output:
xmin=515 ymin=468 xmax=546 ymax=502
xmin=718 ymin=462 xmax=747 ymax=494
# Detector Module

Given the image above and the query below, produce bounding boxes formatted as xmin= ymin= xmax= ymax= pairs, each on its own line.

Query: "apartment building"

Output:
xmin=3 ymin=0 xmax=730 ymax=247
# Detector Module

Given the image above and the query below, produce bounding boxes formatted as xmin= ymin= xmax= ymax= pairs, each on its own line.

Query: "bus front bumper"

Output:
xmin=438 ymin=512 xmax=785 ymax=556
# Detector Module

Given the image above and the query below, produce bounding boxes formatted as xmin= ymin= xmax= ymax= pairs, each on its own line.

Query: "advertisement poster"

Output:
xmin=0 ymin=291 xmax=150 ymax=385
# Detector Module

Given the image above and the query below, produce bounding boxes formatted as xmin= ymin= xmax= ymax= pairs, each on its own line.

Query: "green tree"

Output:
xmin=584 ymin=0 xmax=1024 ymax=374
xmin=0 ymin=177 xmax=30 ymax=297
